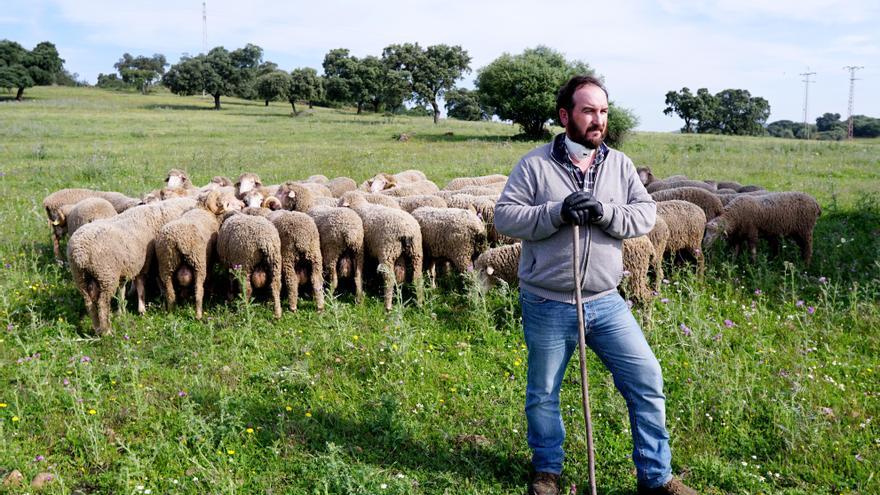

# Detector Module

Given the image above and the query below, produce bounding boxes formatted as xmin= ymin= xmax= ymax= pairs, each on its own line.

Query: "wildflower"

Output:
xmin=626 ymin=300 xmax=633 ymax=309
xmin=818 ymin=276 xmax=827 ymax=284
xmin=807 ymin=306 xmax=816 ymax=315
xmin=514 ymin=360 xmax=522 ymax=367
xmin=123 ymin=334 xmax=130 ymax=340
xmin=796 ymin=300 xmax=804 ymax=307
xmin=227 ymin=449 xmax=235 ymax=455
xmin=651 ymin=290 xmax=659 ymax=297
xmin=353 ymin=335 xmax=359 ymax=341
xmin=622 ymin=270 xmax=631 ymax=277
xmin=80 ymin=355 xmax=91 ymax=363
xmin=305 ymin=411 xmax=312 ymax=417
xmin=754 ymin=289 xmax=762 ymax=295
xmin=88 ymin=409 xmax=97 ymax=415
xmin=679 ymin=324 xmax=692 ymax=336
xmin=12 ymin=416 xmax=20 ymax=422
xmin=34 ymin=455 xmax=45 ymax=462
xmin=246 ymin=428 xmax=254 ymax=434
xmin=660 ymin=298 xmax=669 ymax=304
xmin=712 ymin=333 xmax=722 ymax=342
xmin=285 ymin=405 xmax=292 ymax=412
xmin=0 ymin=403 xmax=6 ymax=408
xmin=178 ymin=390 xmax=187 ymax=397
xmin=381 ymin=483 xmax=389 ymax=489
xmin=724 ymin=319 xmax=735 ymax=328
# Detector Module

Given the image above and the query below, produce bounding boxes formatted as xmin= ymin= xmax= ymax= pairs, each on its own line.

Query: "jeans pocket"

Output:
xmin=520 ymin=289 xmax=548 ymax=305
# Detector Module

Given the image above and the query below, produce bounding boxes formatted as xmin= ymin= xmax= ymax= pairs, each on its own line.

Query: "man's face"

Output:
xmin=559 ymin=84 xmax=609 ymax=149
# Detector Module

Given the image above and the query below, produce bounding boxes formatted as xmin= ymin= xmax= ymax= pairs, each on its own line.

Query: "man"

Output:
xmin=494 ymin=75 xmax=697 ymax=495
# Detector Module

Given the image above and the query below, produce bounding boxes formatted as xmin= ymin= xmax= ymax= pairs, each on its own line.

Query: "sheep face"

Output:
xmin=636 ymin=167 xmax=655 ymax=186
xmin=702 ymin=218 xmax=726 ymax=248
xmin=235 ymin=173 xmax=262 ymax=196
xmin=243 ymin=190 xmax=265 ymax=208
xmin=165 ymin=169 xmax=190 ymax=189
xmin=203 ymin=190 xmax=244 ymax=215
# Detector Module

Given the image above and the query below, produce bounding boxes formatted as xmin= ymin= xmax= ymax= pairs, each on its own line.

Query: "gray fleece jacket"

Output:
xmin=494 ymin=134 xmax=656 ymax=303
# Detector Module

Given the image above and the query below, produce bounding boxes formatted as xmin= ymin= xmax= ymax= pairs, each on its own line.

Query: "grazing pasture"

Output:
xmin=0 ymin=87 xmax=878 ymax=494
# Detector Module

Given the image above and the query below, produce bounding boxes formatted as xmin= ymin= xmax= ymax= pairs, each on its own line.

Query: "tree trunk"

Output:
xmin=291 ymin=101 xmax=297 ymax=114
xmin=357 ymin=102 xmax=362 ymax=115
xmin=265 ymin=100 xmax=269 ymax=106
xmin=308 ymin=101 xmax=313 ymax=109
xmin=213 ymin=93 xmax=221 ymax=110
xmin=16 ymin=87 xmax=24 ymax=101
xmin=431 ymin=100 xmax=440 ymax=124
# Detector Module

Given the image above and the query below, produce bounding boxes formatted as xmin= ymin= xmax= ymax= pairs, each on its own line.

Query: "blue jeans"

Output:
xmin=521 ymin=289 xmax=672 ymax=488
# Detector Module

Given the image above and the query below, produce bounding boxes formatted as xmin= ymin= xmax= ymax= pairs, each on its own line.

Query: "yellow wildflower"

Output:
xmin=12 ymin=416 xmax=20 ymax=422
xmin=246 ymin=428 xmax=254 ymax=434
xmin=227 ymin=449 xmax=235 ymax=455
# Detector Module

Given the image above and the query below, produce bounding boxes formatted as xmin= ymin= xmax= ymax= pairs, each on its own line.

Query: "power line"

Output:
xmin=799 ymin=69 xmax=816 ymax=139
xmin=843 ymin=65 xmax=863 ymax=140
xmin=202 ymin=2 xmax=208 ymax=55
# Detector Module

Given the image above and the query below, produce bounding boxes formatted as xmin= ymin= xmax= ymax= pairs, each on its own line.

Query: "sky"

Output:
xmin=3 ymin=0 xmax=878 ymax=131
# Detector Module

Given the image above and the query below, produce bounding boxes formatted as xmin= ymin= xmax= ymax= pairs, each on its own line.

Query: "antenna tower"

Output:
xmin=202 ymin=2 xmax=208 ymax=54
xmin=843 ymin=66 xmax=863 ymax=139
xmin=799 ymin=69 xmax=816 ymax=139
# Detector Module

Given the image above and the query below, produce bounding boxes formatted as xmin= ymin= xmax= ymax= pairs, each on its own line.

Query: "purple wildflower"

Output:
xmin=713 ymin=333 xmax=723 ymax=341
xmin=34 ymin=455 xmax=45 ymax=462
xmin=778 ymin=369 xmax=789 ymax=377
xmin=178 ymin=390 xmax=187 ymax=397
xmin=4 ymin=263 xmax=10 ymax=269
xmin=679 ymin=323 xmax=692 ymax=336
xmin=807 ymin=306 xmax=816 ymax=315
xmin=651 ymin=290 xmax=659 ymax=297
xmin=754 ymin=289 xmax=762 ymax=295
xmin=622 ymin=270 xmax=632 ymax=277
xmin=62 ymin=378 xmax=69 ymax=386
xmin=724 ymin=319 xmax=735 ymax=328
xmin=123 ymin=334 xmax=130 ymax=340
xmin=796 ymin=300 xmax=804 ymax=307
xmin=626 ymin=300 xmax=634 ymax=309
xmin=818 ymin=276 xmax=827 ymax=284
xmin=6 ymin=323 xmax=12 ymax=331
xmin=661 ymin=298 xmax=670 ymax=304
xmin=80 ymin=356 xmax=91 ymax=363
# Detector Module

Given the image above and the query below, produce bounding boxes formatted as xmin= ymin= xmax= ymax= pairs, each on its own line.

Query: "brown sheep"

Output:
xmin=267 ymin=210 xmax=325 ymax=312
xmin=66 ymin=198 xmax=118 ymax=237
xmin=410 ymin=207 xmax=488 ymax=283
xmin=217 ymin=212 xmax=283 ymax=318
xmin=656 ymin=200 xmax=706 ymax=275
xmin=703 ymin=192 xmax=820 ymax=265
xmin=474 ymin=243 xmax=522 ymax=290
xmin=43 ymin=188 xmax=142 ymax=259
xmin=646 ymin=180 xmax=715 ymax=194
xmin=443 ymin=174 xmax=508 ymax=191
xmin=622 ymin=235 xmax=658 ymax=305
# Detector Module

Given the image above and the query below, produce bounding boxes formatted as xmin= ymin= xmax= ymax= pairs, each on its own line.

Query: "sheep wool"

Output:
xmin=410 ymin=207 xmax=488 ymax=280
xmin=217 ymin=212 xmax=283 ymax=319
xmin=656 ymin=199 xmax=706 ymax=275
xmin=307 ymin=206 xmax=365 ymax=302
xmin=267 ymin=210 xmax=325 ymax=312
xmin=474 ymin=243 xmax=521 ymax=291
xmin=650 ymin=187 xmax=725 ymax=221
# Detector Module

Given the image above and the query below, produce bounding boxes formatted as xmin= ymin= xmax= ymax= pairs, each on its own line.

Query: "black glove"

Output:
xmin=561 ymin=191 xmax=593 ymax=225
xmin=581 ymin=195 xmax=604 ymax=222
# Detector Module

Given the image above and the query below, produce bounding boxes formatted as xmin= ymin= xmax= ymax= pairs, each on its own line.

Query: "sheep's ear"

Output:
xmin=486 ymin=266 xmax=495 ymax=275
xmin=288 ymin=191 xmax=296 ymax=199
xmin=264 ymin=197 xmax=282 ymax=211
xmin=52 ymin=212 xmax=64 ymax=225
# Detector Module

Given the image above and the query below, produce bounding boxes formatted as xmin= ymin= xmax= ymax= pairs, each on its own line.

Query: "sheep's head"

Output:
xmin=702 ymin=218 xmax=727 ymax=248
xmin=235 ymin=173 xmax=262 ymax=197
xmin=367 ymin=173 xmax=396 ymax=193
xmin=160 ymin=187 xmax=189 ymax=200
xmin=202 ymin=190 xmax=244 ymax=215
xmin=263 ymin=196 xmax=282 ymax=211
xmin=636 ymin=167 xmax=655 ymax=186
xmin=165 ymin=169 xmax=191 ymax=189
xmin=337 ymin=191 xmax=364 ymax=208
xmin=211 ymin=176 xmax=233 ymax=187
xmin=243 ymin=189 xmax=266 ymax=208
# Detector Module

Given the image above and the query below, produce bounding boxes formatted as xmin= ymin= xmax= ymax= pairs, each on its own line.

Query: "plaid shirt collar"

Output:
xmin=550 ymin=132 xmax=608 ymax=192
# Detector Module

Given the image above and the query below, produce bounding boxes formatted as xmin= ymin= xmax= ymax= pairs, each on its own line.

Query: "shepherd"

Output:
xmin=494 ymin=75 xmax=698 ymax=495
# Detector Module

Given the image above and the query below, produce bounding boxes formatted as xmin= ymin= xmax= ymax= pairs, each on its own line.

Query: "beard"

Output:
xmin=566 ymin=119 xmax=607 ymax=149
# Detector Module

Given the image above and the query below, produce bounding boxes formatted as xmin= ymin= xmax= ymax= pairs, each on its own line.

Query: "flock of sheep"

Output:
xmin=42 ymin=165 xmax=820 ymax=335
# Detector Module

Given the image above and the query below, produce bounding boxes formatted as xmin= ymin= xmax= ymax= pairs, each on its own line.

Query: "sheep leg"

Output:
xmin=796 ymin=232 xmax=813 ymax=266
xmin=135 ymin=275 xmax=147 ymax=315
xmin=693 ymin=247 xmax=705 ymax=277
xmin=380 ymin=261 xmax=395 ymax=311
xmin=411 ymin=253 xmax=424 ymax=307
xmin=284 ymin=260 xmax=299 ymax=312
xmin=652 ymin=253 xmax=664 ymax=293
xmin=767 ymin=236 xmax=781 ymax=258
xmin=311 ymin=259 xmax=325 ymax=312
xmin=116 ymin=283 xmax=126 ymax=314
xmin=326 ymin=257 xmax=338 ymax=295
xmin=160 ymin=267 xmax=176 ymax=312
xmin=271 ymin=266 xmax=283 ymax=319
xmin=50 ymin=221 xmax=62 ymax=260
xmin=354 ymin=248 xmax=364 ymax=304
xmin=194 ymin=268 xmax=207 ymax=320
xmin=97 ymin=280 xmax=117 ymax=336
xmin=72 ymin=267 xmax=99 ymax=330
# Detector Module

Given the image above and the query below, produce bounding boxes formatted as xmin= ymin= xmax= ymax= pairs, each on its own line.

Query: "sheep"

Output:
xmin=453 ymin=185 xmax=503 ymax=197
xmin=339 ymin=192 xmax=423 ymax=311
xmin=656 ymin=200 xmax=706 ymax=275
xmin=445 ymin=194 xmax=517 ymax=246
xmin=378 ymin=180 xmax=440 ymax=197
xmin=646 ymin=216 xmax=669 ymax=294
xmin=43 ymin=188 xmax=142 ymax=260
xmin=216 ymin=212 xmax=283 ymax=319
xmin=664 ymin=174 xmax=690 ymax=182
xmin=715 ymin=180 xmax=743 ymax=191
xmin=67 ymin=197 xmax=197 ymax=334
xmin=621 ymin=235 xmax=658 ymax=305
xmin=66 ymin=198 xmax=117 ymax=237
xmin=715 ymin=188 xmax=739 ymax=195
xmin=327 ymin=176 xmax=357 ymax=198
xmin=199 ymin=176 xmax=234 ymax=192
xmin=715 ymin=190 xmax=772 ymax=206
xmin=703 ymin=192 xmax=820 ymax=265
xmin=265 ymin=210 xmax=325 ymax=312
xmin=636 ymin=166 xmax=657 ymax=186
xmin=397 ymin=195 xmax=448 ymax=213
xmin=155 ymin=190 xmax=244 ymax=319
xmin=338 ymin=190 xmax=401 ymax=210
xmin=303 ymin=174 xmax=329 ymax=184
xmin=646 ymin=180 xmax=715 ymax=194
xmin=443 ymin=174 xmax=508 ymax=191
xmin=360 ymin=170 xmax=428 ymax=192
xmin=235 ymin=172 xmax=263 ymax=199
xmin=410 ymin=207 xmax=488 ymax=283
xmin=650 ymin=187 xmax=725 ymax=221
xmin=738 ymin=185 xmax=766 ymax=193
xmin=295 ymin=181 xmax=334 ymax=198
xmin=307 ymin=206 xmax=365 ymax=302
xmin=164 ymin=168 xmax=195 ymax=190
xmin=474 ymin=243 xmax=521 ymax=290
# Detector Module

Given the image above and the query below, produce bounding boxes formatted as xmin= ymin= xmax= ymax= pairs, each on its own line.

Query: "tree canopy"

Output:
xmin=664 ymin=87 xmax=770 ymax=136
xmin=0 ymin=40 xmax=63 ymax=100
xmin=383 ymin=43 xmax=470 ymax=123
xmin=113 ymin=53 xmax=167 ymax=94
xmin=254 ymin=70 xmax=290 ymax=106
xmin=444 ymin=87 xmax=489 ymax=121
xmin=163 ymin=44 xmax=263 ymax=109
xmin=288 ymin=67 xmax=323 ymax=113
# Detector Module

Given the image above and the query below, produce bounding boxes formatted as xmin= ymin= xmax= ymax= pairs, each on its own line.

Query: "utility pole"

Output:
xmin=843 ymin=66 xmax=863 ymax=139
xmin=799 ymin=69 xmax=816 ymax=139
xmin=202 ymin=1 xmax=208 ymax=97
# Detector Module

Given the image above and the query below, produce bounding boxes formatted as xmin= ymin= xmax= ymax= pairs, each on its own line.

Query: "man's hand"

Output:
xmin=561 ymin=191 xmax=593 ymax=225
xmin=581 ymin=194 xmax=604 ymax=222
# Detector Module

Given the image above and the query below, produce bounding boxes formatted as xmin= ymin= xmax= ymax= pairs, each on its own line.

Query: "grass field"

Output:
xmin=0 ymin=87 xmax=878 ymax=494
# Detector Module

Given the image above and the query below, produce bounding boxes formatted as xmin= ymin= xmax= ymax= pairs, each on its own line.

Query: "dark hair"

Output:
xmin=556 ymin=75 xmax=608 ymax=112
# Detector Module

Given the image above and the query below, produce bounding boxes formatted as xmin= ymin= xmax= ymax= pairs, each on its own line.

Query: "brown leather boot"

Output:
xmin=637 ymin=476 xmax=698 ymax=495
xmin=529 ymin=471 xmax=560 ymax=495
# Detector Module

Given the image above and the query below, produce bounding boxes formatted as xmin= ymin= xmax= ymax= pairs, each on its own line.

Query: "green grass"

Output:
xmin=0 ymin=87 xmax=878 ymax=494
